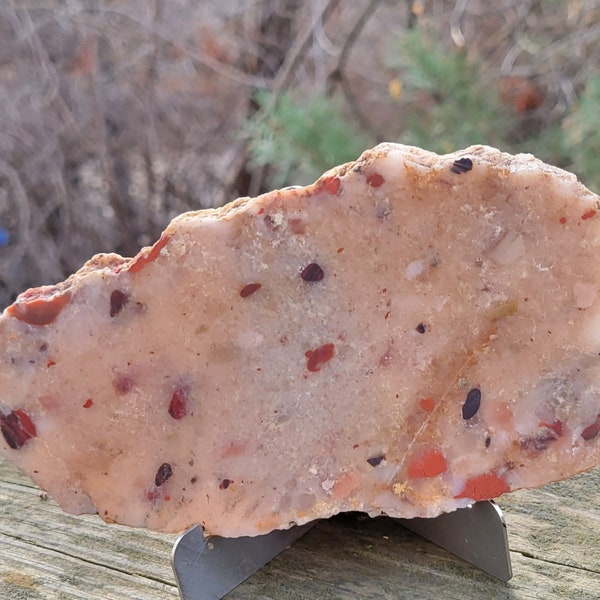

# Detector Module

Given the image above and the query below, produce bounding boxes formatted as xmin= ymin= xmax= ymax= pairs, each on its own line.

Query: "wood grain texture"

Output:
xmin=1 ymin=458 xmax=598 ymax=599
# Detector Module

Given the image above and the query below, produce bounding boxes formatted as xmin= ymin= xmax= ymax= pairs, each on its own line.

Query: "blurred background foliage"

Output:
xmin=248 ymin=89 xmax=370 ymax=187
xmin=1 ymin=0 xmax=600 ymax=307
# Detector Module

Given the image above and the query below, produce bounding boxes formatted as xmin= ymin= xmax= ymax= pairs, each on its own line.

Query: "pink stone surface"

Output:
xmin=1 ymin=144 xmax=600 ymax=536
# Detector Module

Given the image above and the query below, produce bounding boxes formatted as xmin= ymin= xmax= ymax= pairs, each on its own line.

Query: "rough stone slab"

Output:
xmin=1 ymin=144 xmax=600 ymax=537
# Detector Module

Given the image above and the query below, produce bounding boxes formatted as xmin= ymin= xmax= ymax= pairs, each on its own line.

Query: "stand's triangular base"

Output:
xmin=172 ymin=520 xmax=316 ymax=600
xmin=171 ymin=501 xmax=512 ymax=600
xmin=396 ymin=500 xmax=512 ymax=582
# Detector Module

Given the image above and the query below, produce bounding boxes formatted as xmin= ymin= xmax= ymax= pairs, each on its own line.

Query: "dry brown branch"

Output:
xmin=216 ymin=0 xmax=342 ymax=205
xmin=270 ymin=0 xmax=342 ymax=96
xmin=334 ymin=0 xmax=386 ymax=141
xmin=81 ymin=5 xmax=272 ymax=88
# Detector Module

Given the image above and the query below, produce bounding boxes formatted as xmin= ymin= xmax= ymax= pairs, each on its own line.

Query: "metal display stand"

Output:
xmin=172 ymin=501 xmax=512 ymax=600
xmin=396 ymin=500 xmax=512 ymax=582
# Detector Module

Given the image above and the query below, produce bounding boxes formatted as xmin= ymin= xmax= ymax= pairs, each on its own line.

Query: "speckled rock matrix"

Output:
xmin=1 ymin=144 xmax=600 ymax=536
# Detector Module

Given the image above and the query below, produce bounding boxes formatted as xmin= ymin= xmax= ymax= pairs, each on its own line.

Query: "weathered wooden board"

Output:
xmin=1 ymin=457 xmax=598 ymax=599
xmin=0 ymin=459 xmax=178 ymax=599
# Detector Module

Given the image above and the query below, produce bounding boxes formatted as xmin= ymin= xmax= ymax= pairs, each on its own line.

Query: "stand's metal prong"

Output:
xmin=396 ymin=500 xmax=513 ymax=582
xmin=171 ymin=521 xmax=316 ymax=600
xmin=171 ymin=501 xmax=512 ymax=599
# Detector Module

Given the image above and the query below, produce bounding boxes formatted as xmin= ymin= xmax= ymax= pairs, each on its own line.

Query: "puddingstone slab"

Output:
xmin=1 ymin=144 xmax=600 ymax=536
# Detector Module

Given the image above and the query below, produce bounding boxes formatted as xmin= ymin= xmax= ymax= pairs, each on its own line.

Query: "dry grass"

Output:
xmin=1 ymin=0 xmax=599 ymax=308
